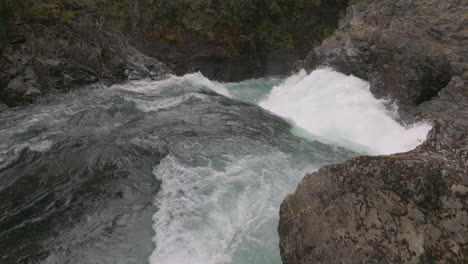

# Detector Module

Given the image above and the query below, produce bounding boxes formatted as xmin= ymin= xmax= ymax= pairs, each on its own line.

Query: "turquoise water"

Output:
xmin=225 ymin=77 xmax=282 ymax=103
xmin=0 ymin=70 xmax=430 ymax=264
xmin=148 ymin=72 xmax=429 ymax=264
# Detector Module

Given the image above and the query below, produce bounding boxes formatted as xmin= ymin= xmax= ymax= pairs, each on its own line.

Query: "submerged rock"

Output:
xmin=278 ymin=120 xmax=467 ymax=263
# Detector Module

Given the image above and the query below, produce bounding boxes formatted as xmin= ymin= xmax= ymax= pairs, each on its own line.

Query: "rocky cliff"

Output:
xmin=279 ymin=0 xmax=468 ymax=263
xmin=0 ymin=0 xmax=169 ymax=107
xmin=0 ymin=0 xmax=351 ymax=107
xmin=98 ymin=0 xmax=350 ymax=82
xmin=297 ymin=0 xmax=467 ymax=120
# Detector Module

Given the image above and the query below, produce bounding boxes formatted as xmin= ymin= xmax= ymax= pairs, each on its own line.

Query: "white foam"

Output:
xmin=150 ymin=154 xmax=313 ymax=264
xmin=128 ymin=93 xmax=207 ymax=113
xmin=0 ymin=140 xmax=54 ymax=170
xmin=148 ymin=68 xmax=432 ymax=263
xmin=260 ymin=68 xmax=431 ymax=154
xmin=114 ymin=72 xmax=230 ymax=97
xmin=28 ymin=140 xmax=54 ymax=152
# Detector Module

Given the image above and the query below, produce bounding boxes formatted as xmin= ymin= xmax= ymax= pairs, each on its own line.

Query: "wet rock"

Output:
xmin=302 ymin=0 xmax=468 ymax=117
xmin=134 ymin=0 xmax=363 ymax=81
xmin=280 ymin=1 xmax=468 ymax=263
xmin=4 ymin=66 xmax=41 ymax=104
xmin=279 ymin=120 xmax=468 ymax=264
xmin=0 ymin=103 xmax=7 ymax=112
xmin=0 ymin=5 xmax=169 ymax=107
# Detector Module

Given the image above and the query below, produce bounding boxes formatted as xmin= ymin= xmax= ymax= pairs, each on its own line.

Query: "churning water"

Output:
xmin=0 ymin=69 xmax=430 ymax=264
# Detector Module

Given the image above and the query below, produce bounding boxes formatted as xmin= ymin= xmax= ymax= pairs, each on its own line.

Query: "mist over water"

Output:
xmin=150 ymin=154 xmax=312 ymax=264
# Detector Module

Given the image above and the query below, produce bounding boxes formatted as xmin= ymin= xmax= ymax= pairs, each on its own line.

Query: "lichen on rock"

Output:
xmin=279 ymin=120 xmax=467 ymax=263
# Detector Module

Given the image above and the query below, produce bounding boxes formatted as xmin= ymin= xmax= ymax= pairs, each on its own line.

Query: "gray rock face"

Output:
xmin=0 ymin=6 xmax=169 ymax=107
xmin=301 ymin=0 xmax=468 ymax=113
xmin=280 ymin=1 xmax=468 ymax=263
xmin=279 ymin=120 xmax=467 ymax=263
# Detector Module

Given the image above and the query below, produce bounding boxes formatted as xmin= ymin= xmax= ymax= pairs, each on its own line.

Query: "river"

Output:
xmin=0 ymin=68 xmax=430 ymax=264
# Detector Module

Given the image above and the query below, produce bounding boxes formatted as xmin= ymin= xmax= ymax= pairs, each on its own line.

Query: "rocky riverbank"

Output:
xmin=279 ymin=120 xmax=467 ymax=263
xmin=279 ymin=0 xmax=468 ymax=263
xmin=0 ymin=0 xmax=351 ymax=107
xmin=0 ymin=1 xmax=169 ymax=107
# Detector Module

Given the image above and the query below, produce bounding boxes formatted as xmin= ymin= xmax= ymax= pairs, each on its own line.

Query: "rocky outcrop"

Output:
xmin=299 ymin=0 xmax=468 ymax=117
xmin=280 ymin=0 xmax=468 ymax=263
xmin=279 ymin=120 xmax=467 ymax=263
xmin=108 ymin=0 xmax=349 ymax=82
xmin=0 ymin=2 xmax=169 ymax=107
xmin=128 ymin=32 xmax=302 ymax=83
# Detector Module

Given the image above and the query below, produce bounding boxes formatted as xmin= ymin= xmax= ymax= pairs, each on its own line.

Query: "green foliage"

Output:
xmin=1 ymin=0 xmax=351 ymax=56
xmin=60 ymin=10 xmax=77 ymax=24
xmin=0 ymin=0 xmax=78 ymax=26
xmin=131 ymin=0 xmax=350 ymax=54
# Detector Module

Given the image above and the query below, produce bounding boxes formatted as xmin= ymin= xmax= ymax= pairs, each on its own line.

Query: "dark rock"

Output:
xmin=302 ymin=0 xmax=468 ymax=115
xmin=0 ymin=5 xmax=169 ymax=107
xmin=280 ymin=1 xmax=468 ymax=263
xmin=415 ymin=76 xmax=468 ymax=123
xmin=120 ymin=0 xmax=345 ymax=82
xmin=0 ymin=103 xmax=8 ymax=112
xmin=279 ymin=120 xmax=467 ymax=264
xmin=127 ymin=31 xmax=278 ymax=82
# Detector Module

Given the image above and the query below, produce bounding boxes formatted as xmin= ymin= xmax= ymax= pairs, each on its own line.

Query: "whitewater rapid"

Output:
xmin=260 ymin=68 xmax=431 ymax=155
xmin=144 ymin=69 xmax=431 ymax=264
xmin=0 ymin=67 xmax=430 ymax=263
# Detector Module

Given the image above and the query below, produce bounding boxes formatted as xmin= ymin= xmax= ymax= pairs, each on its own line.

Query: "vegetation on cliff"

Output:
xmin=0 ymin=0 xmax=352 ymax=106
xmin=100 ymin=0 xmax=350 ymax=54
xmin=0 ymin=0 xmax=80 ymax=26
xmin=1 ymin=0 xmax=350 ymax=54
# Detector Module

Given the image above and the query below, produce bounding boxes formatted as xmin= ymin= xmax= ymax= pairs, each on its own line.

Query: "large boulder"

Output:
xmin=279 ymin=0 xmax=468 ymax=263
xmin=278 ymin=120 xmax=467 ymax=263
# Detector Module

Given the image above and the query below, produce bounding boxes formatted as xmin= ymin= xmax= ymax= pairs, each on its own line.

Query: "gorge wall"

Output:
xmin=0 ymin=0 xmax=351 ymax=107
xmin=279 ymin=0 xmax=468 ymax=263
xmin=116 ymin=0 xmax=349 ymax=82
